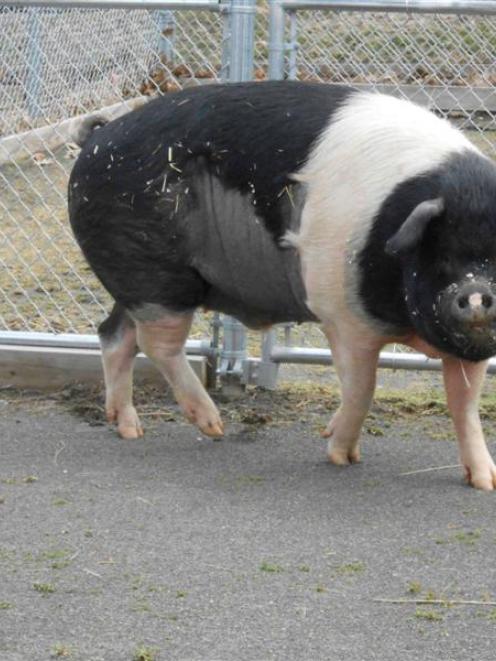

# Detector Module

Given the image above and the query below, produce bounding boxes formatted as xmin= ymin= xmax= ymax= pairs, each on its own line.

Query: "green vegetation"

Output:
xmin=33 ymin=582 xmax=55 ymax=594
xmin=415 ymin=608 xmax=444 ymax=622
xmin=0 ymin=601 xmax=13 ymax=610
xmin=259 ymin=561 xmax=284 ymax=573
xmin=133 ymin=646 xmax=158 ymax=661
xmin=50 ymin=643 xmax=72 ymax=658
xmin=335 ymin=561 xmax=365 ymax=576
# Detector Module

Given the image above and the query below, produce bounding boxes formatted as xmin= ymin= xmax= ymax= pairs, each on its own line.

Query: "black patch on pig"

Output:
xmin=98 ymin=303 xmax=136 ymax=345
xmin=69 ymin=81 xmax=352 ymax=325
xmin=70 ymin=81 xmax=353 ymax=239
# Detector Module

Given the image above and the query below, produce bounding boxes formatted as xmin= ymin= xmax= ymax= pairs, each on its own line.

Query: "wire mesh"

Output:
xmin=0 ymin=4 xmax=225 ymax=334
xmin=287 ymin=9 xmax=496 ymax=150
xmin=3 ymin=1 xmax=496 ymax=361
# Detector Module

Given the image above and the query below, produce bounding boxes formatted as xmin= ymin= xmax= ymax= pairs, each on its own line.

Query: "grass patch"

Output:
xmin=133 ymin=645 xmax=159 ymax=661
xmin=407 ymin=581 xmax=422 ymax=595
xmin=1 ymin=475 xmax=38 ymax=485
xmin=50 ymin=643 xmax=72 ymax=657
xmin=435 ymin=529 xmax=482 ymax=546
xmin=453 ymin=530 xmax=482 ymax=546
xmin=335 ymin=561 xmax=365 ymax=576
xmin=484 ymin=608 xmax=496 ymax=621
xmin=33 ymin=582 xmax=55 ymax=594
xmin=51 ymin=498 xmax=70 ymax=507
xmin=0 ymin=601 xmax=14 ymax=610
xmin=259 ymin=561 xmax=284 ymax=573
xmin=415 ymin=608 xmax=444 ymax=622
xmin=40 ymin=549 xmax=71 ymax=561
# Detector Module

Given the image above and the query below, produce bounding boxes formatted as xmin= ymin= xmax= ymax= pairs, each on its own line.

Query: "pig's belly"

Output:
xmin=187 ymin=171 xmax=316 ymax=328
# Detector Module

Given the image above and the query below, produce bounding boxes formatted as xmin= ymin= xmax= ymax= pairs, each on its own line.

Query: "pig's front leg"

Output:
xmin=322 ymin=325 xmax=380 ymax=465
xmin=442 ymin=356 xmax=496 ymax=491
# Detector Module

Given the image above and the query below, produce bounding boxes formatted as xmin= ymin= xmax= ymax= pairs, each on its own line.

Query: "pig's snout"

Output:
xmin=451 ymin=281 xmax=496 ymax=326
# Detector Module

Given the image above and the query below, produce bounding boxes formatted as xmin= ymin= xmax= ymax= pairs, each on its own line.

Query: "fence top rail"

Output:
xmin=0 ymin=0 xmax=222 ymax=10
xmin=276 ymin=0 xmax=496 ymax=15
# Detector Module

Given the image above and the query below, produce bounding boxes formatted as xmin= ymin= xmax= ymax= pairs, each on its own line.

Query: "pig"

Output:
xmin=68 ymin=81 xmax=496 ymax=490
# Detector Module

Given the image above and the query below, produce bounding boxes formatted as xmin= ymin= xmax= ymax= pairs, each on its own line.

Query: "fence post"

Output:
xmin=154 ymin=9 xmax=176 ymax=64
xmin=218 ymin=0 xmax=256 ymax=390
xmin=227 ymin=0 xmax=255 ymax=82
xmin=268 ymin=0 xmax=286 ymax=80
xmin=287 ymin=9 xmax=298 ymax=79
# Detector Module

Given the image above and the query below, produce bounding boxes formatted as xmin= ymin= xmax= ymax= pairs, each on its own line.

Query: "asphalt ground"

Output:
xmin=1 ymin=368 xmax=496 ymax=661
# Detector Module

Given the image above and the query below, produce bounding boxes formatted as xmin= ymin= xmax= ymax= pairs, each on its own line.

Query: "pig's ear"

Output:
xmin=385 ymin=198 xmax=444 ymax=257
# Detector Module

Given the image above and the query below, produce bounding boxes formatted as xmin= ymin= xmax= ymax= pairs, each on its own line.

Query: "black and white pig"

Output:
xmin=69 ymin=81 xmax=496 ymax=490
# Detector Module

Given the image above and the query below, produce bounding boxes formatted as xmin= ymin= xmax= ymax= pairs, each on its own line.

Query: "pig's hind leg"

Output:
xmin=135 ymin=311 xmax=224 ymax=438
xmin=322 ymin=325 xmax=380 ymax=465
xmin=99 ymin=303 xmax=143 ymax=439
xmin=442 ymin=356 xmax=496 ymax=491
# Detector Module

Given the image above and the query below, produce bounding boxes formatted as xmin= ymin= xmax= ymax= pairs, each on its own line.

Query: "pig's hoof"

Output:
xmin=201 ymin=419 xmax=224 ymax=438
xmin=107 ymin=406 xmax=144 ymax=439
xmin=327 ymin=443 xmax=361 ymax=466
xmin=183 ymin=403 xmax=224 ymax=438
xmin=464 ymin=463 xmax=496 ymax=491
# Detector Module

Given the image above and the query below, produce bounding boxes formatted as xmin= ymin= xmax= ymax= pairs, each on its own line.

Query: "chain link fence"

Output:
xmin=0 ymin=1 xmax=227 ymax=335
xmin=2 ymin=0 xmax=496 ymax=381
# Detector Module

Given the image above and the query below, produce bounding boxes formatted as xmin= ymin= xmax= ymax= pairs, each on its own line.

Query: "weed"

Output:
xmin=133 ymin=645 xmax=158 ymax=661
xmin=33 ymin=582 xmax=55 ymax=594
xmin=130 ymin=599 xmax=152 ymax=613
xmin=407 ymin=581 xmax=422 ymax=594
xmin=366 ymin=426 xmax=384 ymax=437
xmin=1 ymin=475 xmax=38 ymax=485
xmin=52 ymin=498 xmax=70 ymax=507
xmin=453 ymin=530 xmax=481 ymax=546
xmin=0 ymin=601 xmax=13 ymax=609
xmin=415 ymin=608 xmax=443 ymax=622
xmin=336 ymin=561 xmax=365 ymax=576
xmin=40 ymin=549 xmax=70 ymax=561
xmin=260 ymin=561 xmax=283 ymax=573
xmin=51 ymin=643 xmax=72 ymax=657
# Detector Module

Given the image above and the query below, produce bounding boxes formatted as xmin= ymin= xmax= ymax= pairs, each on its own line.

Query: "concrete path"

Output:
xmin=1 ymin=376 xmax=496 ymax=660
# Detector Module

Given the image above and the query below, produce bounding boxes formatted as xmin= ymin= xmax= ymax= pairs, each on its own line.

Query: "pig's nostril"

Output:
xmin=457 ymin=296 xmax=468 ymax=310
xmin=482 ymin=294 xmax=493 ymax=309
